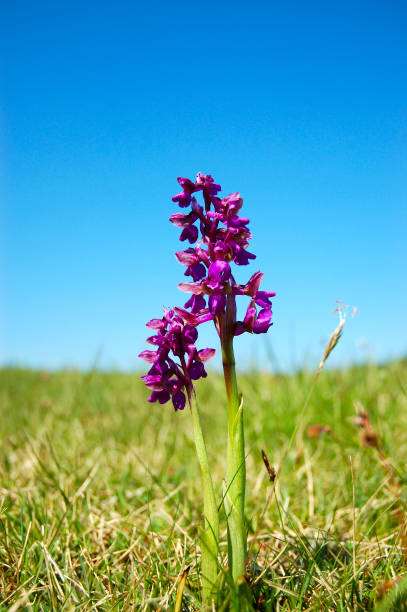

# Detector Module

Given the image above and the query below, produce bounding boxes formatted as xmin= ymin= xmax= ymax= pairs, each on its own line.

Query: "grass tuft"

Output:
xmin=0 ymin=359 xmax=406 ymax=609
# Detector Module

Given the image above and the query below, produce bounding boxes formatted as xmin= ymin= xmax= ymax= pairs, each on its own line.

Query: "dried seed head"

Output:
xmin=261 ymin=449 xmax=276 ymax=482
xmin=318 ymin=316 xmax=345 ymax=372
xmin=317 ymin=302 xmax=357 ymax=373
xmin=306 ymin=424 xmax=332 ymax=439
xmin=360 ymin=429 xmax=379 ymax=449
xmin=351 ymin=401 xmax=371 ymax=429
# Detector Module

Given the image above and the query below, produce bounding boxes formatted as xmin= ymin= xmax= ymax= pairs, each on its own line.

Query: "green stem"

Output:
xmin=222 ymin=336 xmax=247 ymax=582
xmin=190 ymin=393 xmax=220 ymax=604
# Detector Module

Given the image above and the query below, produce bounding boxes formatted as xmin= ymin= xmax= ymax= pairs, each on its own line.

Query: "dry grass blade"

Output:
xmin=317 ymin=315 xmax=345 ymax=374
xmin=0 ymin=358 xmax=406 ymax=610
xmin=174 ymin=566 xmax=190 ymax=612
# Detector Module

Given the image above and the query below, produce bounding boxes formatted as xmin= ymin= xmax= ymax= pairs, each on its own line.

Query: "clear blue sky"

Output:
xmin=1 ymin=0 xmax=406 ymax=372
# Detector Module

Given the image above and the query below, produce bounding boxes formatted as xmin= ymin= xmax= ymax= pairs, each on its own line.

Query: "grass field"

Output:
xmin=1 ymin=359 xmax=407 ymax=610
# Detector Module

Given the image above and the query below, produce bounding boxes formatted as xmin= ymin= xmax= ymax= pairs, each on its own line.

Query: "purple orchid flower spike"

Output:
xmin=141 ymin=172 xmax=276 ymax=593
xmin=139 ymin=308 xmax=215 ymax=411
xmin=170 ymin=172 xmax=275 ymax=338
xmin=169 ymin=172 xmax=276 ymax=583
xmin=139 ymin=302 xmax=220 ymax=602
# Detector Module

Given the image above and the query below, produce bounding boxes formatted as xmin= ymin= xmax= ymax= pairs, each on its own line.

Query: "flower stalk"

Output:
xmin=189 ymin=393 xmax=220 ymax=603
xmin=220 ymin=297 xmax=247 ymax=581
xmin=140 ymin=172 xmax=276 ymax=602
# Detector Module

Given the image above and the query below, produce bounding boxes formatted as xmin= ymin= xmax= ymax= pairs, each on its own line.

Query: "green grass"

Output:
xmin=0 ymin=359 xmax=407 ymax=610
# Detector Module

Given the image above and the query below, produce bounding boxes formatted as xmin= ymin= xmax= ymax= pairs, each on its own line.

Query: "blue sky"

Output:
xmin=1 ymin=0 xmax=406 ymax=371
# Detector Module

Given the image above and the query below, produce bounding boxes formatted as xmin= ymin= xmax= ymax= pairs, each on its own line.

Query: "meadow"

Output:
xmin=0 ymin=358 xmax=407 ymax=610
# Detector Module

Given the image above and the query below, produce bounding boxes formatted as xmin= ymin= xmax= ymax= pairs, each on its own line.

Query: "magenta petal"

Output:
xmin=207 ymin=211 xmax=223 ymax=221
xmin=221 ymin=193 xmax=243 ymax=213
xmin=191 ymin=198 xmax=203 ymax=215
xmin=148 ymin=360 xmax=168 ymax=375
xmin=148 ymin=390 xmax=171 ymax=404
xmin=244 ymin=271 xmax=264 ymax=297
xmin=228 ymin=214 xmax=250 ymax=228
xmin=172 ymin=191 xmax=191 ymax=207
xmin=146 ymin=318 xmax=165 ymax=329
xmin=196 ymin=173 xmax=221 ymax=195
xmin=169 ymin=213 xmax=190 ymax=228
xmin=213 ymin=241 xmax=232 ymax=260
xmin=138 ymin=350 xmax=157 ymax=363
xmin=178 ymin=282 xmax=204 ymax=295
xmin=208 ymin=293 xmax=226 ymax=315
xmin=175 ymin=250 xmax=198 ymax=266
xmin=180 ymin=225 xmax=198 ymax=244
xmin=189 ymin=361 xmax=206 ymax=380
xmin=172 ymin=390 xmax=186 ymax=411
xmin=234 ymin=322 xmax=245 ymax=336
xmin=142 ymin=374 xmax=165 ymax=390
xmin=255 ymin=290 xmax=276 ymax=308
xmin=185 ymin=294 xmax=206 ymax=313
xmin=243 ymin=303 xmax=257 ymax=331
xmin=195 ymin=245 xmax=211 ymax=267
xmin=253 ymin=308 xmax=273 ymax=334
xmin=173 ymin=307 xmax=200 ymax=325
xmin=208 ymin=260 xmax=231 ymax=283
xmin=197 ymin=312 xmax=215 ymax=325
xmin=177 ymin=177 xmax=195 ymax=189
xmin=233 ymin=246 xmax=256 ymax=266
xmin=185 ymin=262 xmax=206 ymax=282
xmin=197 ymin=348 xmax=216 ymax=362
xmin=185 ymin=343 xmax=198 ymax=360
xmin=146 ymin=335 xmax=166 ymax=346
xmin=184 ymin=325 xmax=198 ymax=344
